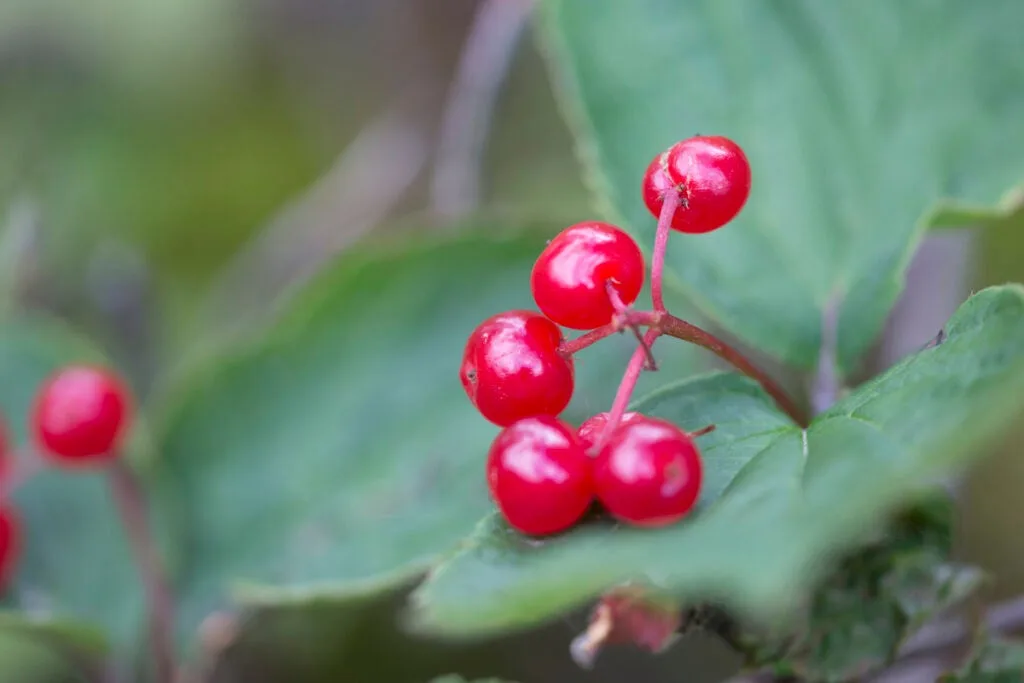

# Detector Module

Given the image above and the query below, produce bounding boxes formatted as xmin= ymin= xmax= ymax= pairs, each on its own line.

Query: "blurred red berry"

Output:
xmin=32 ymin=365 xmax=133 ymax=465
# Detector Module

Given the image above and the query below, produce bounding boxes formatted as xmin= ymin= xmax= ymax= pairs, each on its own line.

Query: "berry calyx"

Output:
xmin=642 ymin=135 xmax=751 ymax=234
xmin=577 ymin=411 xmax=642 ymax=452
xmin=486 ymin=416 xmax=593 ymax=536
xmin=460 ymin=311 xmax=575 ymax=427
xmin=0 ymin=506 xmax=20 ymax=591
xmin=32 ymin=365 xmax=133 ymax=465
xmin=531 ymin=222 xmax=645 ymax=330
xmin=594 ymin=416 xmax=702 ymax=527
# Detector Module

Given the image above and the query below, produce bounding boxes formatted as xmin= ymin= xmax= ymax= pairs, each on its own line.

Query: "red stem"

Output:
xmin=108 ymin=460 xmax=177 ymax=683
xmin=590 ymin=328 xmax=663 ymax=455
xmin=651 ymin=188 xmax=679 ymax=313
xmin=560 ymin=324 xmax=618 ymax=356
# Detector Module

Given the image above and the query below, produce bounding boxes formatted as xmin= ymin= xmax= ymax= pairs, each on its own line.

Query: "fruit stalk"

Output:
xmin=108 ymin=460 xmax=176 ymax=683
xmin=591 ymin=328 xmax=662 ymax=454
xmin=651 ymin=186 xmax=679 ymax=312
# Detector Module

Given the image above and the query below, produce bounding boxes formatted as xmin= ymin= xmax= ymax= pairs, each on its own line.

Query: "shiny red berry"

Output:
xmin=530 ymin=222 xmax=645 ymax=330
xmin=460 ymin=311 xmax=574 ymax=427
xmin=594 ymin=416 xmax=702 ymax=527
xmin=577 ymin=411 xmax=642 ymax=452
xmin=487 ymin=416 xmax=593 ymax=536
xmin=0 ymin=506 xmax=20 ymax=591
xmin=32 ymin=365 xmax=133 ymax=465
xmin=642 ymin=135 xmax=751 ymax=234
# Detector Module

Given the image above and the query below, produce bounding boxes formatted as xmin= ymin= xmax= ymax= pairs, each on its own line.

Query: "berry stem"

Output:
xmin=559 ymin=324 xmax=619 ymax=357
xmin=591 ymin=328 xmax=662 ymax=454
xmin=651 ymin=185 xmax=680 ymax=313
xmin=108 ymin=460 xmax=176 ymax=683
xmin=656 ymin=313 xmax=808 ymax=427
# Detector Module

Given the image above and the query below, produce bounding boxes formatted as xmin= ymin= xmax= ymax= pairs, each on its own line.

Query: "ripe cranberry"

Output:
xmin=577 ymin=411 xmax=642 ymax=452
xmin=530 ymin=222 xmax=645 ymax=330
xmin=594 ymin=416 xmax=702 ymax=527
xmin=32 ymin=365 xmax=133 ymax=465
xmin=642 ymin=135 xmax=751 ymax=234
xmin=460 ymin=311 xmax=575 ymax=426
xmin=0 ymin=506 xmax=20 ymax=591
xmin=487 ymin=416 xmax=593 ymax=536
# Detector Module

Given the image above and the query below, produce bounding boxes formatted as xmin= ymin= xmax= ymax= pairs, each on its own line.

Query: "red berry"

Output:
xmin=460 ymin=311 xmax=575 ymax=426
xmin=594 ymin=416 xmax=702 ymax=527
xmin=530 ymin=222 xmax=645 ymax=330
xmin=486 ymin=416 xmax=593 ymax=536
xmin=577 ymin=411 xmax=642 ymax=452
xmin=32 ymin=365 xmax=133 ymax=465
xmin=642 ymin=135 xmax=751 ymax=234
xmin=0 ymin=506 xmax=20 ymax=591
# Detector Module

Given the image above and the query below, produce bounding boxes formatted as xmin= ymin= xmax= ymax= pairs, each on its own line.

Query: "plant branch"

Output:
xmin=430 ymin=0 xmax=534 ymax=218
xmin=108 ymin=460 xmax=176 ymax=683
xmin=651 ymin=187 xmax=679 ymax=312
xmin=657 ymin=313 xmax=808 ymax=427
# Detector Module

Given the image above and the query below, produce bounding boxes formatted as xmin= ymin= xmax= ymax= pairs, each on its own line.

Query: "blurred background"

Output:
xmin=0 ymin=0 xmax=1021 ymax=681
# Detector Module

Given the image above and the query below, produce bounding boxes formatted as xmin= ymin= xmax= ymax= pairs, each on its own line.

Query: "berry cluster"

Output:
xmin=460 ymin=136 xmax=752 ymax=536
xmin=0 ymin=365 xmax=133 ymax=589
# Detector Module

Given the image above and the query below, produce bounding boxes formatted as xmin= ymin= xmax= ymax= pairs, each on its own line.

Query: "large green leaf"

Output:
xmin=0 ymin=318 xmax=147 ymax=655
xmin=156 ymin=227 xmax=700 ymax=648
xmin=540 ymin=0 xmax=1024 ymax=369
xmin=408 ymin=285 xmax=1024 ymax=638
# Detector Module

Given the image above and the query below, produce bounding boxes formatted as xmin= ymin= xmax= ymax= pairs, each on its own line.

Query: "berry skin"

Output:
xmin=530 ymin=222 xmax=645 ymax=330
xmin=460 ymin=311 xmax=575 ymax=427
xmin=0 ymin=506 xmax=20 ymax=591
xmin=577 ymin=411 xmax=642 ymax=452
xmin=642 ymin=135 xmax=751 ymax=234
xmin=32 ymin=365 xmax=133 ymax=465
xmin=594 ymin=416 xmax=702 ymax=527
xmin=487 ymin=416 xmax=593 ymax=536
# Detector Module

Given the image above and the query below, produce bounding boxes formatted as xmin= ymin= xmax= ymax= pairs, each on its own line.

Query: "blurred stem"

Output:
xmin=108 ymin=460 xmax=176 ymax=683
xmin=430 ymin=0 xmax=535 ymax=218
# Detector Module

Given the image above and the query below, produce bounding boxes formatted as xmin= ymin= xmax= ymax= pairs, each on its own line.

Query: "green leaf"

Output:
xmin=540 ymin=0 xmax=1024 ymax=370
xmin=408 ymin=285 xmax=1024 ymax=639
xmin=0 ymin=317 xmax=147 ymax=653
xmin=156 ymin=227 xmax=699 ymax=646
xmin=739 ymin=504 xmax=986 ymax=681
xmin=940 ymin=635 xmax=1024 ymax=682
